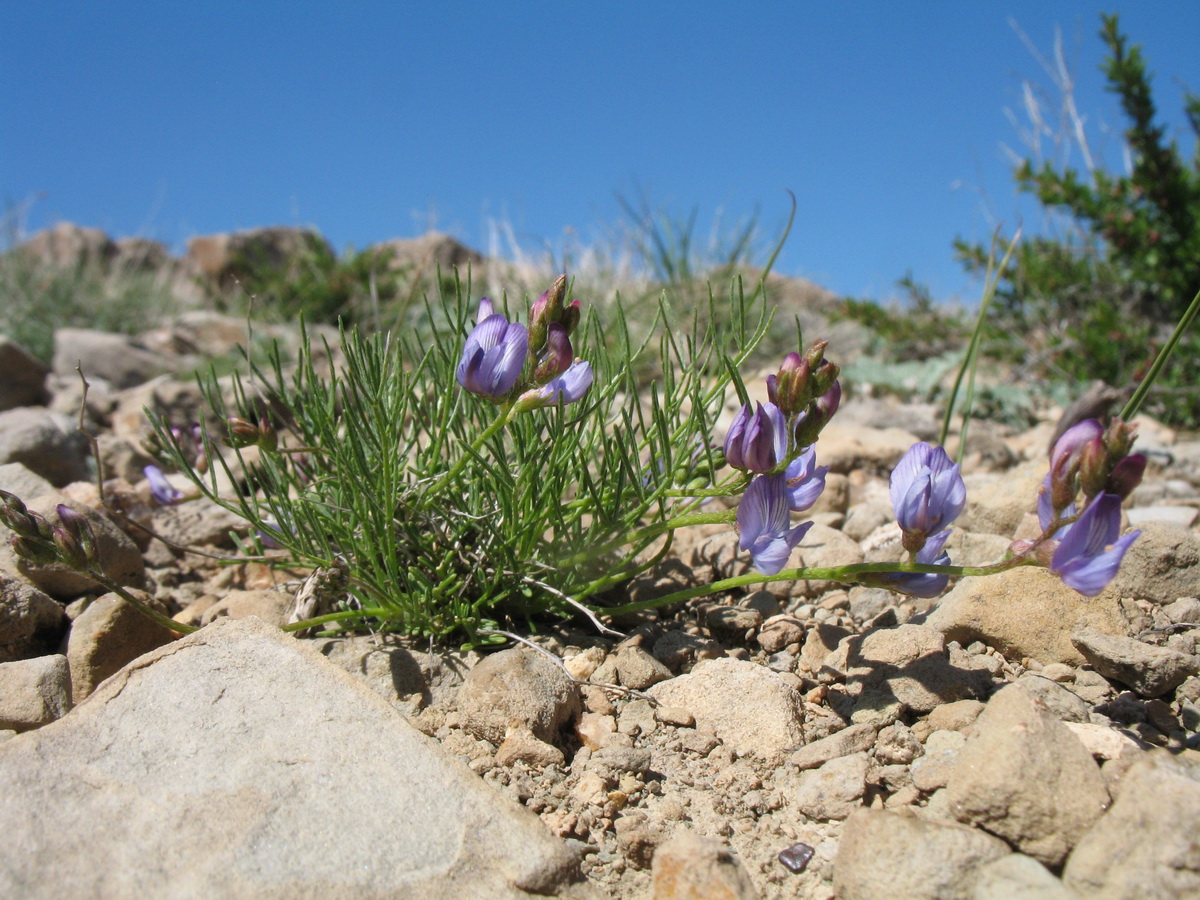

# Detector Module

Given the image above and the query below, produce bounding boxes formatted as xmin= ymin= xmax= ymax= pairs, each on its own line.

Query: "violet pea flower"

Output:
xmin=725 ymin=401 xmax=788 ymax=474
xmin=890 ymin=442 xmax=966 ymax=538
xmin=882 ymin=528 xmax=952 ymax=598
xmin=456 ymin=301 xmax=529 ymax=401
xmin=144 ymin=465 xmax=183 ymax=506
xmin=515 ymin=360 xmax=593 ymax=410
xmin=1049 ymin=493 xmax=1140 ymax=596
xmin=738 ymin=473 xmax=813 ymax=576
xmin=785 ymin=445 xmax=828 ymax=512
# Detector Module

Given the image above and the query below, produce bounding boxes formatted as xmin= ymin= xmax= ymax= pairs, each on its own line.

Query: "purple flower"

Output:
xmin=144 ymin=465 xmax=183 ymax=506
xmin=515 ymin=360 xmax=593 ymax=410
xmin=725 ymin=402 xmax=788 ymax=474
xmin=456 ymin=301 xmax=529 ymax=400
xmin=1049 ymin=493 xmax=1140 ymax=596
xmin=785 ymin=446 xmax=828 ymax=512
xmin=738 ymin=473 xmax=813 ymax=575
xmin=534 ymin=322 xmax=573 ymax=382
xmin=890 ymin=443 xmax=966 ymax=538
xmin=882 ymin=528 xmax=952 ymax=598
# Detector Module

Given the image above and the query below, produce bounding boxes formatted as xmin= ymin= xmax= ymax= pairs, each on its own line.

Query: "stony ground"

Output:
xmin=1 ymin=312 xmax=1199 ymax=898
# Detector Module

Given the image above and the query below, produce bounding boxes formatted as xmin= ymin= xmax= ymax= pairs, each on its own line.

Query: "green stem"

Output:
xmin=600 ymin=557 xmax=1030 ymax=616
xmin=1120 ymin=284 xmax=1200 ymax=421
xmin=280 ymin=607 xmax=396 ymax=632
xmin=423 ymin=405 xmax=513 ymax=498
xmin=559 ymin=508 xmax=737 ymax=568
xmin=92 ymin=574 xmax=200 ymax=635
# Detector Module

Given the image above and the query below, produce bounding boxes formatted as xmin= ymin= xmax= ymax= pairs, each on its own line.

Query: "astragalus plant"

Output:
xmin=141 ymin=274 xmax=783 ymax=642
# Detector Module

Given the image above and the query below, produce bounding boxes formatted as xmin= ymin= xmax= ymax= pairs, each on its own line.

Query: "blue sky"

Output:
xmin=3 ymin=2 xmax=1197 ymax=303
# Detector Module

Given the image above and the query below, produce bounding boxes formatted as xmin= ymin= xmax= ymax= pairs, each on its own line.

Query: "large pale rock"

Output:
xmin=0 ymin=336 xmax=49 ymax=411
xmin=0 ymin=408 xmax=90 ymax=486
xmin=0 ymin=573 xmax=66 ymax=662
xmin=945 ymin=684 xmax=1109 ymax=867
xmin=0 ymin=617 xmax=584 ymax=899
xmin=1063 ymin=751 xmax=1200 ymax=899
xmin=370 ymin=231 xmax=484 ymax=274
xmin=456 ymin=647 xmax=581 ymax=747
xmin=845 ymin=624 xmax=989 ymax=713
xmin=1071 ymin=629 xmax=1196 ymax=698
xmin=0 ymin=654 xmax=71 ymax=731
xmin=1104 ymin=520 xmax=1200 ymax=604
xmin=647 ymin=657 xmax=805 ymax=757
xmin=923 ymin=567 xmax=1128 ymax=666
xmin=792 ymin=524 xmax=865 ymax=597
xmin=833 ymin=808 xmax=1010 ymax=900
xmin=793 ymin=751 xmax=870 ymax=820
xmin=66 ymin=591 xmax=177 ymax=702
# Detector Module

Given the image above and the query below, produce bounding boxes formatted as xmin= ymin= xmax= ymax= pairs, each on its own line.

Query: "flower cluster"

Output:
xmin=0 ymin=491 xmax=98 ymax=571
xmin=456 ymin=275 xmax=593 ymax=411
xmin=730 ymin=343 xmax=838 ymax=575
xmin=1023 ymin=418 xmax=1144 ymax=596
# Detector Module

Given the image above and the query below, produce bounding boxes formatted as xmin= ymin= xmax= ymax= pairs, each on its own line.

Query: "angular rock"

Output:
xmin=757 ymin=614 xmax=805 ymax=653
xmin=816 ymin=424 xmax=922 ymax=476
xmin=845 ymin=624 xmax=988 ymax=713
xmin=923 ymin=567 xmax=1128 ymax=666
xmin=790 ymin=722 xmax=877 ymax=770
xmin=910 ymin=729 xmax=965 ymax=793
xmin=1071 ymin=629 xmax=1196 ymax=698
xmin=973 ymin=854 xmax=1076 ymax=900
xmin=793 ymin=524 xmax=865 ymax=597
xmin=53 ymin=328 xmax=170 ymax=390
xmin=1105 ymin=520 xmax=1200 ymax=604
xmin=647 ymin=657 xmax=804 ymax=757
xmin=66 ymin=591 xmax=177 ymax=702
xmin=0 ymin=573 xmax=66 ymax=662
xmin=793 ymin=751 xmax=870 ymax=820
xmin=0 ymin=618 xmax=583 ymax=898
xmin=0 ymin=654 xmax=71 ymax=731
xmin=608 ymin=645 xmax=673 ymax=690
xmin=456 ymin=647 xmax=581 ymax=747
xmin=19 ymin=222 xmax=116 ymax=268
xmin=1063 ymin=751 xmax=1200 ymax=899
xmin=945 ymin=684 xmax=1109 ymax=866
xmin=956 ymin=460 xmax=1045 ymax=537
xmin=650 ymin=831 xmax=758 ymax=900
xmin=0 ymin=336 xmax=49 ymax=412
xmin=833 ymin=808 xmax=1009 ymax=900
xmin=0 ymin=408 xmax=90 ymax=486
xmin=1012 ymin=673 xmax=1092 ymax=723
xmin=200 ymin=588 xmax=292 ymax=627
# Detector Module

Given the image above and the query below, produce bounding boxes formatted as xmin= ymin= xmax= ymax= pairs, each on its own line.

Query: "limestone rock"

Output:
xmin=456 ymin=647 xmax=581 ymax=747
xmin=647 ymin=657 xmax=804 ymax=757
xmin=650 ymin=831 xmax=758 ymax=900
xmin=793 ymin=524 xmax=865 ymax=596
xmin=923 ymin=567 xmax=1128 ymax=666
xmin=0 ymin=337 xmax=49 ymax=412
xmin=0 ymin=408 xmax=90 ymax=486
xmin=790 ymin=722 xmax=877 ymax=770
xmin=816 ymin=424 xmax=922 ymax=476
xmin=53 ymin=328 xmax=171 ymax=390
xmin=793 ymin=751 xmax=870 ymax=820
xmin=0 ymin=618 xmax=584 ymax=898
xmin=845 ymin=624 xmax=989 ymax=713
xmin=200 ymin=588 xmax=292 ymax=627
xmin=1012 ymin=673 xmax=1091 ymax=723
xmin=66 ymin=591 xmax=177 ymax=702
xmin=956 ymin=460 xmax=1045 ymax=537
xmin=1071 ymin=629 xmax=1196 ymax=698
xmin=1104 ymin=520 xmax=1200 ymax=604
xmin=945 ymin=684 xmax=1109 ymax=866
xmin=833 ymin=808 xmax=1010 ymax=900
xmin=1063 ymin=751 xmax=1200 ymax=899
xmin=0 ymin=654 xmax=71 ymax=731
xmin=0 ymin=573 xmax=66 ymax=662
xmin=972 ymin=854 xmax=1076 ymax=900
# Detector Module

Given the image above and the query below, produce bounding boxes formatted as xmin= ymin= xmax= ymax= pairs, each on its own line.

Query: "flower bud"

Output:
xmin=55 ymin=504 xmax=97 ymax=564
xmin=1106 ymin=453 xmax=1147 ymax=500
xmin=11 ymin=534 xmax=58 ymax=566
xmin=226 ymin=417 xmax=261 ymax=448
xmin=1077 ymin=437 xmax=1110 ymax=500
xmin=770 ymin=353 xmax=807 ymax=416
xmin=534 ymin=323 xmax=573 ymax=383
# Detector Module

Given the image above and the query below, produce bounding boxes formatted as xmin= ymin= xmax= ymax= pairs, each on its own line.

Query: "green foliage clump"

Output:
xmin=955 ymin=13 xmax=1200 ymax=424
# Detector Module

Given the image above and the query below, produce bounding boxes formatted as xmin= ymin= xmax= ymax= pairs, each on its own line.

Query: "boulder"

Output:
xmin=0 ymin=337 xmax=50 ymax=411
xmin=0 ymin=654 xmax=71 ymax=731
xmin=0 ymin=617 xmax=584 ymax=899
xmin=456 ymin=647 xmax=581 ymax=747
xmin=0 ymin=408 xmax=90 ymax=486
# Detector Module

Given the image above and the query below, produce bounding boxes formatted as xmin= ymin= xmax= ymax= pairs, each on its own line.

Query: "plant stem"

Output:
xmin=1121 ymin=284 xmax=1200 ymax=421
xmin=91 ymin=574 xmax=199 ymax=635
xmin=558 ymin=508 xmax=737 ymax=568
xmin=599 ymin=557 xmax=1031 ymax=616
xmin=422 ymin=406 xmax=514 ymax=499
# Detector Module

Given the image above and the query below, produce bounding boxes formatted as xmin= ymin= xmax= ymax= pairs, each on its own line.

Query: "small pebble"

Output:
xmin=778 ymin=841 xmax=815 ymax=873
